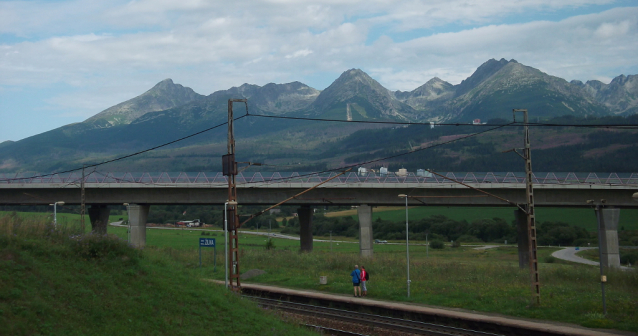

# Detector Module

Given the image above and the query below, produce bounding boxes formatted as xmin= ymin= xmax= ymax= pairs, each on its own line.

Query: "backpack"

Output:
xmin=364 ymin=271 xmax=369 ymax=281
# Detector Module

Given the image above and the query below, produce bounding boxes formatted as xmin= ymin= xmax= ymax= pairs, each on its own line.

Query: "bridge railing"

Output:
xmin=1 ymin=172 xmax=637 ymax=185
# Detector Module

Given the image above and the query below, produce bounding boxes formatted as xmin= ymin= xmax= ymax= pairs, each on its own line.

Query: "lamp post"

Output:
xmin=224 ymin=200 xmax=237 ymax=289
xmin=398 ymin=194 xmax=411 ymax=298
xmin=50 ymin=201 xmax=65 ymax=227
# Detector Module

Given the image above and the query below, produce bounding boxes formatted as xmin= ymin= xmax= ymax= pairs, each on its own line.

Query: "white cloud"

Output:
xmin=0 ymin=1 xmax=637 ymax=140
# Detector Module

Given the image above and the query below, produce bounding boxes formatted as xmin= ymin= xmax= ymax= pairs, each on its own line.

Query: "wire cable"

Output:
xmin=0 ymin=115 xmax=246 ymax=182
xmin=239 ymin=122 xmax=514 ymax=186
xmin=249 ymin=113 xmax=638 ymax=129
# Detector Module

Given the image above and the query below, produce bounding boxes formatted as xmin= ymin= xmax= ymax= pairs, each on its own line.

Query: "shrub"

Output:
xmin=430 ymin=240 xmax=445 ymax=249
xmin=620 ymin=251 xmax=638 ymax=265
xmin=68 ymin=233 xmax=139 ymax=264
xmin=265 ymin=239 xmax=275 ymax=250
xmin=544 ymin=256 xmax=557 ymax=263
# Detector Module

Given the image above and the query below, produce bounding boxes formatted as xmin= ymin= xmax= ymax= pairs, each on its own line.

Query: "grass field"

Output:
xmin=3 ymin=211 xmax=638 ymax=333
xmin=0 ymin=214 xmax=316 ymax=336
xmin=103 ymin=222 xmax=638 ymax=333
xmin=325 ymin=206 xmax=638 ymax=231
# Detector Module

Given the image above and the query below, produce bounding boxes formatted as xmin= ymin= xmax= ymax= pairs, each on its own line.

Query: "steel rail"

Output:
xmin=248 ymin=296 xmax=503 ymax=336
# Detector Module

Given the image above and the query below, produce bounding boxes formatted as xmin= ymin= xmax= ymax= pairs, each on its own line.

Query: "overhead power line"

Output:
xmin=0 ymin=116 xmax=247 ymax=182
xmin=241 ymin=122 xmax=514 ymax=186
xmin=249 ymin=113 xmax=638 ymax=129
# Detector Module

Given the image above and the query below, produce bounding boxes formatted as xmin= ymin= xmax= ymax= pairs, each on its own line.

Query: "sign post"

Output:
xmin=199 ymin=238 xmax=217 ymax=272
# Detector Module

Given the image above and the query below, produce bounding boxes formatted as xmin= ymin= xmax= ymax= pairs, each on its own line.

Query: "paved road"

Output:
xmin=552 ymin=247 xmax=633 ymax=270
xmin=109 ymin=222 xmax=354 ymax=243
xmin=552 ymin=247 xmax=599 ymax=266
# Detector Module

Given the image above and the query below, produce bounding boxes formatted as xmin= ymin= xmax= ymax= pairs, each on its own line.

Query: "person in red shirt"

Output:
xmin=360 ymin=266 xmax=369 ymax=296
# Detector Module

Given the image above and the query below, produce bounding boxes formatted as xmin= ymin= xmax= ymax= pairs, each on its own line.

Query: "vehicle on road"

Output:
xmin=176 ymin=219 xmax=203 ymax=227
xmin=374 ymin=239 xmax=387 ymax=244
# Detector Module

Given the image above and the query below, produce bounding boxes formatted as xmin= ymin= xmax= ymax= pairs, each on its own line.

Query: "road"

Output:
xmin=552 ymin=247 xmax=633 ymax=270
xmin=551 ymin=247 xmax=599 ymax=266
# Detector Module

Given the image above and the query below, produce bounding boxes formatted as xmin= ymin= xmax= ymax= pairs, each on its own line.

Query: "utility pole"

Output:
xmin=224 ymin=98 xmax=247 ymax=291
xmin=513 ymin=108 xmax=540 ymax=305
xmin=81 ymin=165 xmax=86 ymax=233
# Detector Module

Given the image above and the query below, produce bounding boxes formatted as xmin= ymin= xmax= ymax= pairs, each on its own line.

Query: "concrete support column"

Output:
xmin=297 ymin=206 xmax=313 ymax=252
xmin=596 ymin=207 xmax=621 ymax=268
xmin=88 ymin=205 xmax=110 ymax=234
xmin=129 ymin=204 xmax=150 ymax=248
xmin=358 ymin=204 xmax=374 ymax=258
xmin=515 ymin=208 xmax=529 ymax=269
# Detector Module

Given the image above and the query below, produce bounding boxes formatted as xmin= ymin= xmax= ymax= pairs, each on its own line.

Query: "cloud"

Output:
xmin=1 ymin=1 xmax=637 ymax=141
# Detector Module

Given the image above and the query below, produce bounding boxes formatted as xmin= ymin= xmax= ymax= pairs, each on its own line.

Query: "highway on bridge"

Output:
xmin=1 ymin=171 xmax=636 ymax=207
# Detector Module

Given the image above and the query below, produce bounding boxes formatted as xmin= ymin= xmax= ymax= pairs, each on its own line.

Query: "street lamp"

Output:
xmin=224 ymin=200 xmax=238 ymax=289
xmin=398 ymin=194 xmax=411 ymax=298
xmin=50 ymin=201 xmax=65 ymax=227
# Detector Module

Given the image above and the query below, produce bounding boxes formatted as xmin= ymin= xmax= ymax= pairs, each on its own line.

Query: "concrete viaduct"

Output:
xmin=1 ymin=171 xmax=636 ymax=268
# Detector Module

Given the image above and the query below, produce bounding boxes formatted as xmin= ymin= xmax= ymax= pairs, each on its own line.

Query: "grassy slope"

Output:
xmin=0 ymin=216 xmax=316 ymax=336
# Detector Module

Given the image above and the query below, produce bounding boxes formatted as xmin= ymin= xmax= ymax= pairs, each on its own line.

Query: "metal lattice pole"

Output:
xmin=514 ymin=108 xmax=540 ymax=305
xmin=225 ymin=98 xmax=246 ymax=291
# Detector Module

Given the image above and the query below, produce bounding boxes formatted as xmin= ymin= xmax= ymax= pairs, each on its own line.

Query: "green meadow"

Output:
xmin=0 ymin=213 xmax=316 ymax=336
xmin=2 ymin=211 xmax=638 ymax=333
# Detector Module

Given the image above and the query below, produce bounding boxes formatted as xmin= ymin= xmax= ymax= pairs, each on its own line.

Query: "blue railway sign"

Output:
xmin=199 ymin=238 xmax=217 ymax=271
xmin=200 ymin=238 xmax=216 ymax=247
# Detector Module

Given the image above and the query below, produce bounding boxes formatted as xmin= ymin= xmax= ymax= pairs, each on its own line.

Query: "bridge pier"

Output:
xmin=129 ymin=204 xmax=150 ymax=248
xmin=88 ymin=205 xmax=110 ymax=234
xmin=358 ymin=204 xmax=374 ymax=257
xmin=298 ymin=206 xmax=313 ymax=252
xmin=596 ymin=207 xmax=621 ymax=268
xmin=515 ymin=209 xmax=529 ymax=269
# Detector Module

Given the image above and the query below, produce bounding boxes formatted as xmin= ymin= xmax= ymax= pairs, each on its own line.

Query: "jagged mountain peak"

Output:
xmin=455 ymin=58 xmax=514 ymax=96
xmin=311 ymin=68 xmax=418 ymax=120
xmin=85 ymin=79 xmax=203 ymax=127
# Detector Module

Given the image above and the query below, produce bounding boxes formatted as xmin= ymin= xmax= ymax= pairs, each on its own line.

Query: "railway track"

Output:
xmin=248 ymin=295 xmax=503 ymax=336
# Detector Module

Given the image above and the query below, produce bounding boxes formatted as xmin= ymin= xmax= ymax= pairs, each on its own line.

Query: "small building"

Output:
xmin=379 ymin=167 xmax=388 ymax=176
xmin=397 ymin=168 xmax=407 ymax=177
xmin=358 ymin=167 xmax=368 ymax=176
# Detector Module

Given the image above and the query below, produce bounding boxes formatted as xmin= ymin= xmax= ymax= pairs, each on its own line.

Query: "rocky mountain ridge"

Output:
xmin=1 ymin=59 xmax=637 ymax=173
xmin=85 ymin=79 xmax=204 ymax=127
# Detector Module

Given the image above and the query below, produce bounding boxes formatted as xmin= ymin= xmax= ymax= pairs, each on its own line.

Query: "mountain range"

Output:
xmin=1 ymin=58 xmax=637 ymax=173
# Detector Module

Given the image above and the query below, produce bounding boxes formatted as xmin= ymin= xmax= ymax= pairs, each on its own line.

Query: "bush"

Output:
xmin=430 ymin=240 xmax=445 ymax=249
xmin=265 ymin=239 xmax=275 ymax=250
xmin=68 ymin=233 xmax=139 ymax=264
xmin=620 ymin=251 xmax=638 ymax=265
xmin=544 ymin=256 xmax=557 ymax=263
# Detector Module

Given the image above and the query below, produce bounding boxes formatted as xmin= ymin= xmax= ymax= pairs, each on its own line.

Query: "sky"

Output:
xmin=1 ymin=0 xmax=637 ymax=142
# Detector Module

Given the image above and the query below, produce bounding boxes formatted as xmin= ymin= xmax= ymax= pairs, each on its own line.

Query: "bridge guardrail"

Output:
xmin=1 ymin=172 xmax=637 ymax=185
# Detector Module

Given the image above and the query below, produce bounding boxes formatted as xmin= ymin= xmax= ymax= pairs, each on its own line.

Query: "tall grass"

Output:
xmin=0 ymin=214 xmax=317 ymax=336
xmin=192 ymin=247 xmax=638 ymax=332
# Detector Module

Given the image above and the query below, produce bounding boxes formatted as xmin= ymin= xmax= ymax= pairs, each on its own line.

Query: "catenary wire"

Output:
xmin=249 ymin=113 xmax=638 ymax=129
xmin=239 ymin=121 xmax=515 ymax=186
xmin=0 ymin=115 xmax=247 ymax=182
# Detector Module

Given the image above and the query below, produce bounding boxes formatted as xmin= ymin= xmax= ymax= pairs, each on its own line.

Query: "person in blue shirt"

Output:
xmin=350 ymin=265 xmax=362 ymax=297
